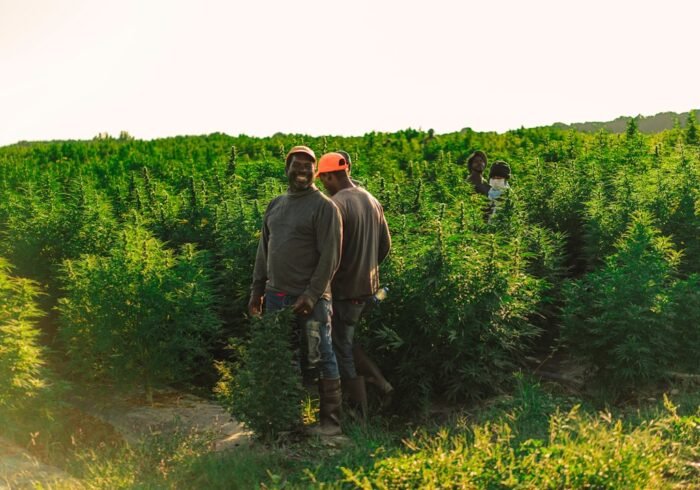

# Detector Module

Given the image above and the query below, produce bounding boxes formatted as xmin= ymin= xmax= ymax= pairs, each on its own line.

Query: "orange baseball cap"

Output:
xmin=316 ymin=152 xmax=350 ymax=176
xmin=285 ymin=145 xmax=316 ymax=165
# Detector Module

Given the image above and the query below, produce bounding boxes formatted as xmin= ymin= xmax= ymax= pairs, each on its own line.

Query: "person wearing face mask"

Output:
xmin=487 ymin=161 xmax=511 ymax=221
xmin=466 ymin=150 xmax=491 ymax=196
xmin=249 ymin=145 xmax=344 ymax=436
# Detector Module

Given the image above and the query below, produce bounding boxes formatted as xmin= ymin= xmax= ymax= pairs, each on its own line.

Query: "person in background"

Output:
xmin=466 ymin=150 xmax=491 ymax=196
xmin=336 ymin=150 xmax=362 ymax=187
xmin=316 ymin=152 xmax=393 ymax=419
xmin=487 ymin=160 xmax=511 ymax=221
xmin=248 ymin=145 xmax=344 ymax=436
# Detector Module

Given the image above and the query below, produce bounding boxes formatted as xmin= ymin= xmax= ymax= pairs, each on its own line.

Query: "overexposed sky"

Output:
xmin=1 ymin=0 xmax=699 ymax=146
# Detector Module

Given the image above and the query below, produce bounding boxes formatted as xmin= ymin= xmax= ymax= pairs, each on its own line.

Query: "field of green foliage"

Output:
xmin=1 ymin=114 xmax=699 ymax=488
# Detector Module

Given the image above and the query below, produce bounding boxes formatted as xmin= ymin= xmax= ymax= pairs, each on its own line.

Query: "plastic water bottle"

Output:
xmin=372 ymin=286 xmax=389 ymax=305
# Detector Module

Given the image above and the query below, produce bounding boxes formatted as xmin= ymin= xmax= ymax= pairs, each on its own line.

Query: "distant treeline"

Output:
xmin=551 ymin=109 xmax=700 ymax=134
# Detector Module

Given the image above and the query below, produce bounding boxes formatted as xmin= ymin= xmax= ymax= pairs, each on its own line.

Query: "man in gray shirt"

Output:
xmin=316 ymin=152 xmax=391 ymax=418
xmin=249 ymin=145 xmax=343 ymax=436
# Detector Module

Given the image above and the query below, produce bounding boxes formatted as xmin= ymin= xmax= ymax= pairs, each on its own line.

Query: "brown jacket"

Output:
xmin=330 ymin=187 xmax=391 ymax=300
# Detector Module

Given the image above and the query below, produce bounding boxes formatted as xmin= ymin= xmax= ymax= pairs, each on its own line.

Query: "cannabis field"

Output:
xmin=1 ymin=116 xmax=699 ymax=488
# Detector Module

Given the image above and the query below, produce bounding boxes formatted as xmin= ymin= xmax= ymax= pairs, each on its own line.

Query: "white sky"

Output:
xmin=1 ymin=0 xmax=699 ymax=146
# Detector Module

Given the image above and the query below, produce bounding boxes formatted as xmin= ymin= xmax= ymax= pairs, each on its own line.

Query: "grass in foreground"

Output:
xmin=2 ymin=377 xmax=699 ymax=489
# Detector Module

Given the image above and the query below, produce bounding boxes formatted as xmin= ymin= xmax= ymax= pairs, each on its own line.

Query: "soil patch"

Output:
xmin=69 ymin=387 xmax=252 ymax=451
xmin=0 ymin=437 xmax=80 ymax=489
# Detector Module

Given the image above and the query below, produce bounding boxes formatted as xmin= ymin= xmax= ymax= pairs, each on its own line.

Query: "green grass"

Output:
xmin=333 ymin=379 xmax=700 ymax=489
xmin=2 ymin=377 xmax=699 ymax=489
xmin=66 ymin=435 xmax=288 ymax=489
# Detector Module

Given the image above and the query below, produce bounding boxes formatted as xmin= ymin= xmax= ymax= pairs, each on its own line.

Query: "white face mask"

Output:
xmin=489 ymin=178 xmax=507 ymax=189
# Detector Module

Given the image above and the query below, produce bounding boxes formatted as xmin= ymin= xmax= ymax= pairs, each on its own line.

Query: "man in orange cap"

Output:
xmin=249 ymin=145 xmax=344 ymax=436
xmin=316 ymin=152 xmax=391 ymax=419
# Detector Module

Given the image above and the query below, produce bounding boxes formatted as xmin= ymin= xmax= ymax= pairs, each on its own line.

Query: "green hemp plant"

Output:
xmin=0 ymin=258 xmax=49 ymax=410
xmin=216 ymin=308 xmax=304 ymax=441
xmin=58 ymin=224 xmax=221 ymax=403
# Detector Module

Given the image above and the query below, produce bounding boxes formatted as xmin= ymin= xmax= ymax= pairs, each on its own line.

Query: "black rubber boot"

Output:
xmin=309 ymin=378 xmax=342 ymax=436
xmin=343 ymin=376 xmax=368 ymax=422
xmin=353 ymin=345 xmax=394 ymax=405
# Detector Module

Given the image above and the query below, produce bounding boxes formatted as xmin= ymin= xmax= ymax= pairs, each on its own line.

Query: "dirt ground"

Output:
xmin=0 ymin=437 xmax=80 ymax=489
xmin=68 ymin=386 xmax=252 ymax=451
xmin=0 ymin=387 xmax=252 ymax=488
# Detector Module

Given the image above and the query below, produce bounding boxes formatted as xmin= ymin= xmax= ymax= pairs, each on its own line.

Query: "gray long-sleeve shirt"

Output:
xmin=331 ymin=186 xmax=391 ymax=300
xmin=251 ymin=185 xmax=342 ymax=303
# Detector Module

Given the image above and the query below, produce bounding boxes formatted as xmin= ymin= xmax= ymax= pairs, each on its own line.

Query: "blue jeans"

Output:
xmin=331 ymin=299 xmax=367 ymax=379
xmin=264 ymin=292 xmax=340 ymax=380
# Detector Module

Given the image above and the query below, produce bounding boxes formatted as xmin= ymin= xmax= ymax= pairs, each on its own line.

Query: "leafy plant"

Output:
xmin=0 ymin=258 xmax=49 ymax=409
xmin=341 ymin=403 xmax=682 ymax=489
xmin=562 ymin=212 xmax=682 ymax=389
xmin=57 ymin=223 xmax=221 ymax=402
xmin=365 ymin=217 xmax=547 ymax=407
xmin=215 ymin=309 xmax=305 ymax=441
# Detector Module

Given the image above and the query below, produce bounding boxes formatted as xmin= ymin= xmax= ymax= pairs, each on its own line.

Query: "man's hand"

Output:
xmin=248 ymin=293 xmax=263 ymax=317
xmin=292 ymin=295 xmax=314 ymax=316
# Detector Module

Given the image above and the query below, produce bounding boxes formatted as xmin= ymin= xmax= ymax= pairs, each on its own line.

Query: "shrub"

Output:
xmin=0 ymin=177 xmax=115 ymax=286
xmin=366 ymin=224 xmax=547 ymax=407
xmin=342 ymin=405 xmax=681 ymax=489
xmin=0 ymin=258 xmax=49 ymax=409
xmin=215 ymin=309 xmax=305 ymax=441
xmin=57 ymin=224 xmax=221 ymax=402
xmin=213 ymin=195 xmax=263 ymax=336
xmin=561 ymin=212 xmax=681 ymax=389
xmin=666 ymin=274 xmax=700 ymax=373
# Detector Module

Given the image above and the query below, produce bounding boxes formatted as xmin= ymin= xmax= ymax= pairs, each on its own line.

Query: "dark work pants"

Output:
xmin=331 ymin=299 xmax=367 ymax=379
xmin=264 ymin=291 xmax=340 ymax=380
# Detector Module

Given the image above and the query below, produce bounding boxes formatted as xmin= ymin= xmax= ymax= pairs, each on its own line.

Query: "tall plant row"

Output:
xmin=0 ymin=119 xmax=697 ymax=403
